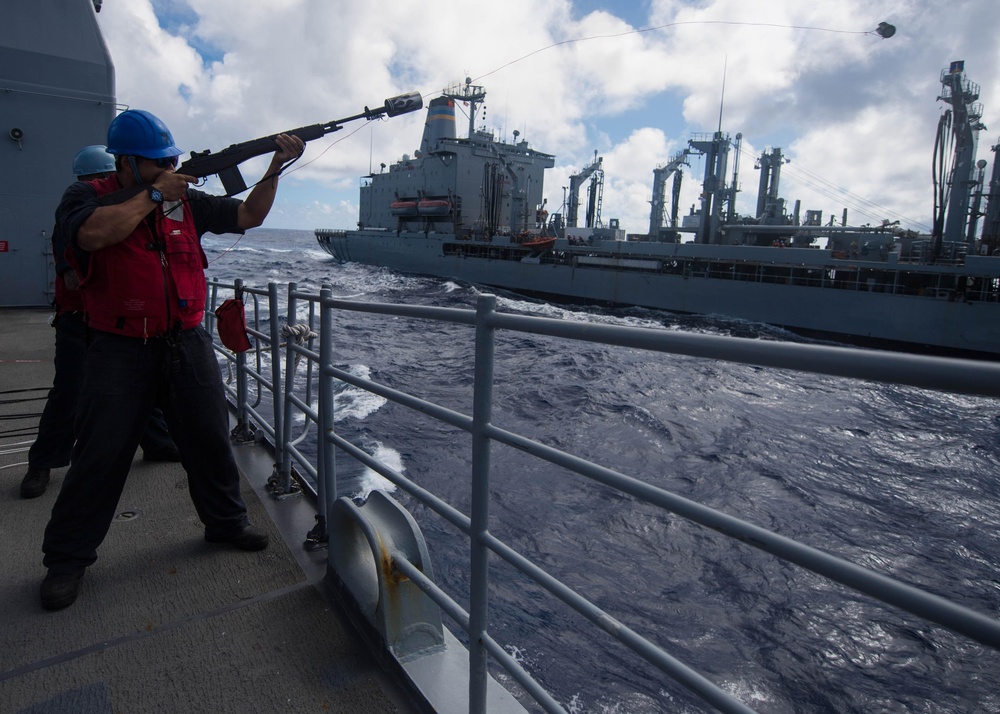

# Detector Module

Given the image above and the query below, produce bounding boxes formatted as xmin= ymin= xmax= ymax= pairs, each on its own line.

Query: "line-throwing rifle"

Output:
xmin=177 ymin=92 xmax=423 ymax=196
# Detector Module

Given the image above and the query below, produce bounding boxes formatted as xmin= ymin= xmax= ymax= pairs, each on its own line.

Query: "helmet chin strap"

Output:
xmin=127 ymin=155 xmax=143 ymax=186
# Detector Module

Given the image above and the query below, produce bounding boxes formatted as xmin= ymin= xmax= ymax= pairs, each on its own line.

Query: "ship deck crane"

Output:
xmin=755 ymin=146 xmax=789 ymax=224
xmin=648 ymin=149 xmax=690 ymax=238
xmin=688 ymin=132 xmax=737 ymax=244
xmin=934 ymin=61 xmax=987 ymax=255
xmin=982 ymin=141 xmax=1000 ymax=254
xmin=567 ymin=152 xmax=603 ymax=228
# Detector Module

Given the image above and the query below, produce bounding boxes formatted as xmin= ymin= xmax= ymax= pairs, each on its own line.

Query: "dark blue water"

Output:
xmin=206 ymin=228 xmax=1000 ymax=713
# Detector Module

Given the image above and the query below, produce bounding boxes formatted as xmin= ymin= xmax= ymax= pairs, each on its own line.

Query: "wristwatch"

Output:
xmin=147 ymin=186 xmax=164 ymax=204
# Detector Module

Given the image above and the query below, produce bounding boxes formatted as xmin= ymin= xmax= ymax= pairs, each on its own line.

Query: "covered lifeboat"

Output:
xmin=417 ymin=198 xmax=452 ymax=216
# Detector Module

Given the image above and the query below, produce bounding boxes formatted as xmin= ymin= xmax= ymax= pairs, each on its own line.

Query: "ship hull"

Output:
xmin=317 ymin=229 xmax=1000 ymax=359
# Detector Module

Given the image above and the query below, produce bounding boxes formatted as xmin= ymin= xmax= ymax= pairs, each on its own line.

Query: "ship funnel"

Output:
xmin=419 ymin=97 xmax=457 ymax=155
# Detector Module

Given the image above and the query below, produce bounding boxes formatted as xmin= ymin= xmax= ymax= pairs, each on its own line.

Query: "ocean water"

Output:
xmin=204 ymin=228 xmax=1000 ymax=714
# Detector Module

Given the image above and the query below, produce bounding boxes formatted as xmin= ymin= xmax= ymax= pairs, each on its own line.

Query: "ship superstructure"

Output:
xmin=358 ymin=78 xmax=554 ymax=240
xmin=318 ymin=64 xmax=1000 ymax=358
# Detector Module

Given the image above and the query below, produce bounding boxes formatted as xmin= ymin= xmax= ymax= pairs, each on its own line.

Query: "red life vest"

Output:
xmin=76 ymin=175 xmax=208 ymax=338
xmin=50 ymin=221 xmax=83 ymax=314
xmin=53 ymin=272 xmax=83 ymax=314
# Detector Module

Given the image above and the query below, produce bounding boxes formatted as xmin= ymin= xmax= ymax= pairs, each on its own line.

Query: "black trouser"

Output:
xmin=28 ymin=311 xmax=175 ymax=470
xmin=42 ymin=326 xmax=249 ymax=574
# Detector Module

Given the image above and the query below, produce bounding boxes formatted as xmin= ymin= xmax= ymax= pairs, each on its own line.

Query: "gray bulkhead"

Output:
xmin=0 ymin=1 xmax=116 ymax=306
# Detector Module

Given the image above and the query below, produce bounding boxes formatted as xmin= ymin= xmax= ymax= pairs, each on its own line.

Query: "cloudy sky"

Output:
xmin=93 ymin=0 xmax=999 ymax=235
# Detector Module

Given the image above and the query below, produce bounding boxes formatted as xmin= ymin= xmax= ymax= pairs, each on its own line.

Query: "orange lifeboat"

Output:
xmin=520 ymin=236 xmax=556 ymax=250
xmin=390 ymin=200 xmax=418 ymax=216
xmin=417 ymin=199 xmax=452 ymax=216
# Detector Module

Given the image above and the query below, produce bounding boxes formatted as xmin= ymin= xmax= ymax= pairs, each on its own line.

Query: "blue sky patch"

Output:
xmin=151 ymin=0 xmax=224 ymax=65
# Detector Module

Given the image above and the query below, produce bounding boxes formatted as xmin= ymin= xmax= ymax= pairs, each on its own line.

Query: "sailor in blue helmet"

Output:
xmin=39 ymin=110 xmax=304 ymax=610
xmin=18 ymin=145 xmax=181 ymax=500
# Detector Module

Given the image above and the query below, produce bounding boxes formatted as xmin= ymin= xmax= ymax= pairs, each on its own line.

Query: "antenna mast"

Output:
xmin=443 ymin=77 xmax=487 ymax=139
xmin=718 ymin=55 xmax=728 ymax=134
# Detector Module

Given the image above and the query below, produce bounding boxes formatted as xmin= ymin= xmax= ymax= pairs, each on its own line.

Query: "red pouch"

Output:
xmin=215 ymin=298 xmax=252 ymax=352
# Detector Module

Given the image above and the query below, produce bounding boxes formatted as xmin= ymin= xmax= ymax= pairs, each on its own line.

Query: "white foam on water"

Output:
xmin=304 ymin=248 xmax=335 ymax=261
xmin=334 ymin=365 xmax=386 ymax=421
xmin=288 ymin=364 xmax=386 ymax=424
xmin=354 ymin=441 xmax=401 ymax=500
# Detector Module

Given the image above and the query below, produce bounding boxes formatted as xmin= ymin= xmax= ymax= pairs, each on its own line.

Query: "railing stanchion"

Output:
xmin=317 ymin=287 xmax=336 ymax=542
xmin=268 ymin=282 xmax=285 ymax=484
xmin=469 ymin=294 xmax=497 ymax=713
xmin=279 ymin=282 xmax=299 ymax=493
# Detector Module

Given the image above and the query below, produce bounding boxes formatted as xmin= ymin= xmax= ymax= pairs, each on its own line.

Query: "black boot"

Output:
xmin=40 ymin=570 xmax=86 ymax=611
xmin=142 ymin=444 xmax=182 ymax=462
xmin=205 ymin=524 xmax=270 ymax=551
xmin=20 ymin=468 xmax=50 ymax=499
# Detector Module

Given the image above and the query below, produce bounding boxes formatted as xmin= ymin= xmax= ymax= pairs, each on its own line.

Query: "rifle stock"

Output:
xmin=177 ymin=91 xmax=422 ymax=196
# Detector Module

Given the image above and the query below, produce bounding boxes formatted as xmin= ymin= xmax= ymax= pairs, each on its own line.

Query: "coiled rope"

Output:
xmin=280 ymin=324 xmax=318 ymax=372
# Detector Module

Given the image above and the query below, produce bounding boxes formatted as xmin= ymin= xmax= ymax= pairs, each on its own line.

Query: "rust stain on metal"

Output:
xmin=375 ymin=534 xmax=409 ymax=586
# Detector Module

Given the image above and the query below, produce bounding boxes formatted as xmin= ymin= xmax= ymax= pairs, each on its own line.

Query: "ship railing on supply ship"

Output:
xmin=203 ymin=278 xmax=1000 ymax=714
xmin=629 ymin=255 xmax=999 ymax=301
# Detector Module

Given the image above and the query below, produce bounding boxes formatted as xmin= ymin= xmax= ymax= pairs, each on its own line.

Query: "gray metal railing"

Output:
xmin=207 ymin=279 xmax=322 ymax=500
xmin=205 ymin=279 xmax=1000 ymax=713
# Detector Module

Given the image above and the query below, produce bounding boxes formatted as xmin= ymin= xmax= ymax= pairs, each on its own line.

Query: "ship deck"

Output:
xmin=0 ymin=308 xmax=415 ymax=713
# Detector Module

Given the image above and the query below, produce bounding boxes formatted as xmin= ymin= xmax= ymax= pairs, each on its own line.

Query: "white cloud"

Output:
xmin=96 ymin=0 xmax=1000 ymax=234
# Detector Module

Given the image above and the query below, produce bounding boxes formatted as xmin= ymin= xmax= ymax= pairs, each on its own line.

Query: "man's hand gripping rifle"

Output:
xmin=177 ymin=92 xmax=423 ymax=196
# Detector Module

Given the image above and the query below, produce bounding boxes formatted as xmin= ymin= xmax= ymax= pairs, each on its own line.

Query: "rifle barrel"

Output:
xmin=176 ymin=92 xmax=424 ymax=188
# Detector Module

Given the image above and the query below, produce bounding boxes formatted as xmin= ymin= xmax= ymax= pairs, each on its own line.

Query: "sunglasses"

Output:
xmin=138 ymin=155 xmax=178 ymax=169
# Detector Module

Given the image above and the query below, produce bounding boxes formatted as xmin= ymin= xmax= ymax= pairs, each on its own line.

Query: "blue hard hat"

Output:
xmin=106 ymin=109 xmax=183 ymax=159
xmin=72 ymin=144 xmax=115 ymax=178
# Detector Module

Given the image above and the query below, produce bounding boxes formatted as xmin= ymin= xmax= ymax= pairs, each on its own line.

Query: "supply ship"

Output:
xmin=317 ymin=70 xmax=1000 ymax=359
xmin=4 ymin=4 xmax=1000 ymax=713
